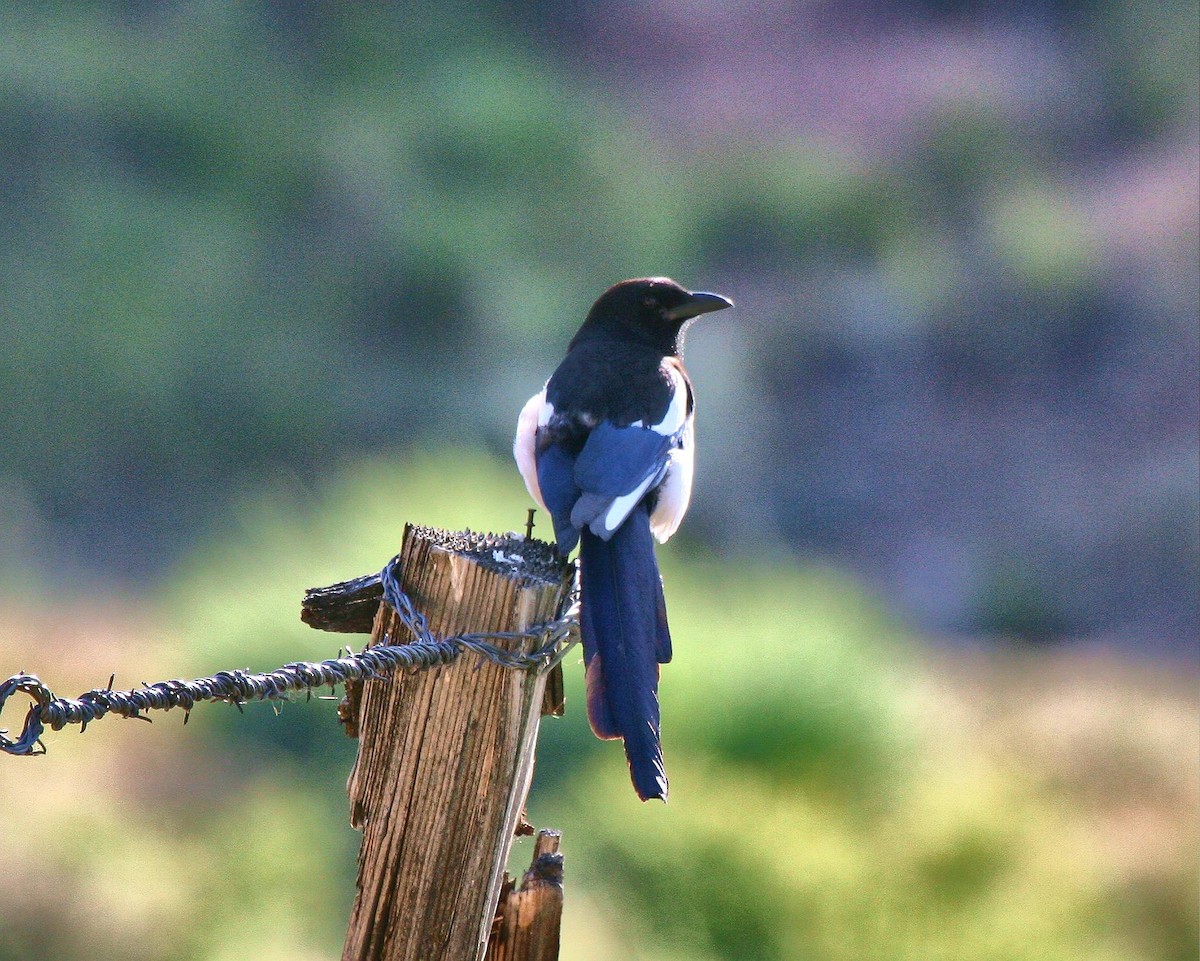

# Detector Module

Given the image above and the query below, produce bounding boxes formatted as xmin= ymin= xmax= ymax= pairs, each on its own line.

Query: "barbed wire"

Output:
xmin=0 ymin=558 xmax=578 ymax=757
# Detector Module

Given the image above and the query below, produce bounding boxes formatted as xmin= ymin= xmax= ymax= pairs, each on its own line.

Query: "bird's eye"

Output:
xmin=643 ymin=295 xmax=659 ymax=309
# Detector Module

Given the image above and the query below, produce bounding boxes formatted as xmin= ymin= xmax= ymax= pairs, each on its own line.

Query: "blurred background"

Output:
xmin=0 ymin=2 xmax=1195 ymax=960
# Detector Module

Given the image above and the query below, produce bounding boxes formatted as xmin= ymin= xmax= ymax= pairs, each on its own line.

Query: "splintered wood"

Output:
xmin=341 ymin=525 xmax=571 ymax=961
xmin=487 ymin=830 xmax=565 ymax=961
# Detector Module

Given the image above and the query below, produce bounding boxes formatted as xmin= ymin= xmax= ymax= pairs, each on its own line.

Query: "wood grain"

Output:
xmin=342 ymin=525 xmax=571 ymax=961
xmin=486 ymin=830 xmax=564 ymax=961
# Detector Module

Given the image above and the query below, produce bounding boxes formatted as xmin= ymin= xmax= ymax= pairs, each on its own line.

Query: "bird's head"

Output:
xmin=581 ymin=277 xmax=733 ymax=353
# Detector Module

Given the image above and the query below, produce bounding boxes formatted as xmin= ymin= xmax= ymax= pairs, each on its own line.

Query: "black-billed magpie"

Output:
xmin=514 ymin=277 xmax=733 ymax=801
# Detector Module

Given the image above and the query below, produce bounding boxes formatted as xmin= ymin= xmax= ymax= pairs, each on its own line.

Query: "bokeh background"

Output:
xmin=0 ymin=2 xmax=1196 ymax=960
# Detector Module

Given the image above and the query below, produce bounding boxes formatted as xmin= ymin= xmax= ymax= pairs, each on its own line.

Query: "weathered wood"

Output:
xmin=541 ymin=658 xmax=566 ymax=718
xmin=341 ymin=525 xmax=571 ymax=961
xmin=302 ymin=540 xmax=567 ymax=721
xmin=302 ymin=570 xmax=385 ymax=633
xmin=486 ymin=830 xmax=564 ymax=961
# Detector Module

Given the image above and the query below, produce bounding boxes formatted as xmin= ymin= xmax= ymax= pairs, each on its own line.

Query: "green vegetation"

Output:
xmin=1 ymin=453 xmax=1194 ymax=960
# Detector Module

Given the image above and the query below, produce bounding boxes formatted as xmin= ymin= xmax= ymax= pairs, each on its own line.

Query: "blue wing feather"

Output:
xmin=536 ymin=442 xmax=582 ymax=553
xmin=570 ymin=423 xmax=674 ymax=539
xmin=575 ymin=422 xmax=673 ymax=494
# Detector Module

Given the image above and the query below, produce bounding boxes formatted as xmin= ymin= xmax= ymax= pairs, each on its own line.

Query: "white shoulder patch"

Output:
xmin=649 ymin=361 xmax=688 ymax=437
xmin=514 ymin=389 xmax=550 ymax=511
xmin=649 ymin=419 xmax=695 ymax=542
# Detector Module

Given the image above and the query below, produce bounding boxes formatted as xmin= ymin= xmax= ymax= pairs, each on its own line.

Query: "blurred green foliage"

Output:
xmin=0 ymin=2 xmax=695 ymax=580
xmin=0 ymin=0 xmax=1195 ymax=647
xmin=2 ymin=452 xmax=1194 ymax=960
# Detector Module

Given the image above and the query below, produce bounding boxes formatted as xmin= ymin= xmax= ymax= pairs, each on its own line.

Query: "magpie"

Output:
xmin=514 ymin=277 xmax=733 ymax=801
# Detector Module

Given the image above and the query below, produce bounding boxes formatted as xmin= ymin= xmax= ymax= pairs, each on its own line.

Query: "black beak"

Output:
xmin=664 ymin=290 xmax=734 ymax=322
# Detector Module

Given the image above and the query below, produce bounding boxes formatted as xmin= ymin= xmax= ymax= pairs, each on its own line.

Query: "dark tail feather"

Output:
xmin=579 ymin=504 xmax=670 ymax=802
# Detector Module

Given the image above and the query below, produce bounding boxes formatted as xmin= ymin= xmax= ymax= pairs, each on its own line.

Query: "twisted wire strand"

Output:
xmin=1 ymin=558 xmax=578 ymax=757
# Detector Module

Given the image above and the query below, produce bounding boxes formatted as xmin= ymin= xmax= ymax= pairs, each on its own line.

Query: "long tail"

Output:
xmin=579 ymin=503 xmax=672 ymax=801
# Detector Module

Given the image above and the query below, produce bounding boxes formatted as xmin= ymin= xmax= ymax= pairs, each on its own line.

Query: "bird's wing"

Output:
xmin=570 ymin=422 xmax=675 ymax=539
xmin=537 ymin=437 xmax=583 ymax=553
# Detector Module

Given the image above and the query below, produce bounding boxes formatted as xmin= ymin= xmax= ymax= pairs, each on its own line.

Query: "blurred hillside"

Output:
xmin=0 ymin=2 xmax=1196 ymax=654
xmin=0 ymin=454 xmax=1195 ymax=961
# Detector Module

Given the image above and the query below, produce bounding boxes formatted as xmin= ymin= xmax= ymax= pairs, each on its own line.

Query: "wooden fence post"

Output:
xmin=339 ymin=525 xmax=572 ymax=961
xmin=487 ymin=829 xmax=565 ymax=961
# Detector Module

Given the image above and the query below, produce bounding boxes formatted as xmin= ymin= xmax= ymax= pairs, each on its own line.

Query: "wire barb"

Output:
xmin=1 ymin=558 xmax=578 ymax=757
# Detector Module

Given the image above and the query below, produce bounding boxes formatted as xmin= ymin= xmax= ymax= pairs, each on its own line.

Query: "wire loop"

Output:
xmin=1 ymin=558 xmax=577 ymax=757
